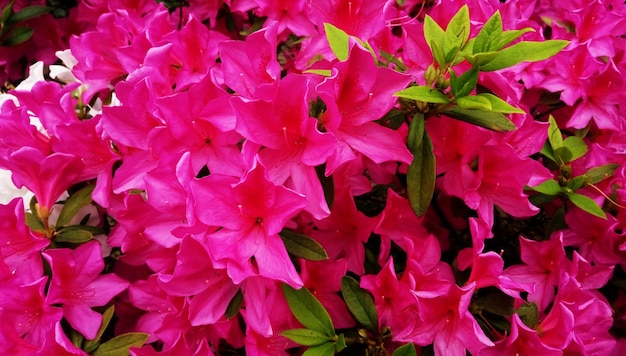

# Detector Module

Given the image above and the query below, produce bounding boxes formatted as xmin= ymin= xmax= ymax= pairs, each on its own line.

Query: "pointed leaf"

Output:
xmin=324 ymin=23 xmax=349 ymax=61
xmin=6 ymin=5 xmax=50 ymax=25
xmin=456 ymin=95 xmax=492 ymax=111
xmin=335 ymin=333 xmax=346 ymax=352
xmin=445 ymin=5 xmax=470 ymax=49
xmin=529 ymin=179 xmax=561 ymax=196
xmin=2 ymin=26 xmax=33 ymax=46
xmin=449 ymin=66 xmax=478 ymax=98
xmin=547 ymin=116 xmax=563 ymax=151
xmin=392 ymin=342 xmax=417 ymax=356
xmin=584 ymin=164 xmax=619 ymax=185
xmin=57 ymin=184 xmax=95 ymax=227
xmin=407 ymin=127 xmax=436 ymax=217
xmin=341 ymin=276 xmax=378 ymax=331
xmin=394 ymin=86 xmax=450 ymax=104
xmin=225 ymin=289 xmax=243 ymax=319
xmin=302 ymin=342 xmax=337 ymax=356
xmin=424 ymin=15 xmax=446 ymax=59
xmin=430 ymin=40 xmax=446 ymax=67
xmin=25 ymin=212 xmax=45 ymax=233
xmin=540 ymin=142 xmax=557 ymax=163
xmin=280 ymin=229 xmax=329 ymax=261
xmin=494 ymin=28 xmax=536 ymax=50
xmin=480 ymin=40 xmax=568 ymax=71
xmin=475 ymin=93 xmax=525 ymax=114
xmin=54 ymin=227 xmax=93 ymax=243
xmin=84 ymin=305 xmax=115 ymax=353
xmin=567 ymin=192 xmax=606 ymax=219
xmin=466 ymin=51 xmax=500 ymax=66
xmin=92 ymin=333 xmax=149 ymax=356
xmin=443 ymin=107 xmax=516 ymax=132
xmin=282 ymin=284 xmax=335 ymax=336
xmin=281 ymin=328 xmax=332 ymax=346
xmin=567 ymin=175 xmax=586 ymax=191
xmin=473 ymin=11 xmax=502 ymax=53
xmin=517 ymin=302 xmax=539 ymax=328
xmin=561 ymin=136 xmax=588 ymax=162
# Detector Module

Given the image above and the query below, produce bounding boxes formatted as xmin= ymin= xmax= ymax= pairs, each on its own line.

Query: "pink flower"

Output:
xmin=43 ymin=241 xmax=129 ymax=339
xmin=190 ymin=159 xmax=307 ymax=286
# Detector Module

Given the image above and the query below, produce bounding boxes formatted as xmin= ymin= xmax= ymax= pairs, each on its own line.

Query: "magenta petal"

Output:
xmin=64 ymin=304 xmax=103 ymax=340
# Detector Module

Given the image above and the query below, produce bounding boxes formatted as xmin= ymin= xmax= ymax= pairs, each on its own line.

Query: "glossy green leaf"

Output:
xmin=423 ymin=15 xmax=445 ymax=61
xmin=465 ymin=51 xmax=500 ymax=66
xmin=562 ymin=136 xmax=588 ymax=162
xmin=324 ymin=23 xmax=349 ymax=61
xmin=567 ymin=175 xmax=586 ymax=191
xmin=529 ymin=179 xmax=561 ymax=196
xmin=225 ymin=289 xmax=243 ymax=319
xmin=282 ymin=284 xmax=335 ymax=335
xmin=547 ymin=116 xmax=563 ymax=151
xmin=540 ymin=142 xmax=557 ymax=163
xmin=476 ymin=93 xmax=525 ymax=114
xmin=443 ymin=107 xmax=516 ymax=132
xmin=449 ymin=66 xmax=478 ymax=98
xmin=407 ymin=123 xmax=436 ymax=217
xmin=394 ymin=86 xmax=450 ymax=104
xmin=392 ymin=342 xmax=417 ymax=356
xmin=456 ymin=95 xmax=492 ymax=111
xmin=430 ymin=40 xmax=446 ymax=67
xmin=517 ymin=302 xmax=539 ymax=329
xmin=302 ymin=342 xmax=337 ymax=356
xmin=567 ymin=192 xmax=606 ymax=219
xmin=1 ymin=1 xmax=14 ymax=25
xmin=473 ymin=11 xmax=502 ymax=53
xmin=494 ymin=28 xmax=536 ymax=50
xmin=279 ymin=229 xmax=329 ymax=261
xmin=475 ymin=293 xmax=515 ymax=317
xmin=304 ymin=69 xmax=332 ymax=76
xmin=341 ymin=276 xmax=378 ymax=331
xmin=92 ymin=332 xmax=149 ymax=356
xmin=407 ymin=113 xmax=425 ymax=150
xmin=2 ymin=26 xmax=34 ymax=46
xmin=84 ymin=305 xmax=115 ymax=353
xmin=281 ymin=328 xmax=332 ymax=346
xmin=481 ymin=40 xmax=568 ymax=71
xmin=54 ymin=227 xmax=93 ymax=243
xmin=57 ymin=184 xmax=95 ymax=228
xmin=6 ymin=5 xmax=50 ymax=25
xmin=584 ymin=164 xmax=619 ymax=185
xmin=445 ymin=5 xmax=470 ymax=49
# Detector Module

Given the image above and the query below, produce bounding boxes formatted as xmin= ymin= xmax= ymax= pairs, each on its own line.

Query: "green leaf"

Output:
xmin=529 ymin=179 xmax=561 ymax=196
xmin=424 ymin=15 xmax=446 ymax=64
xmin=394 ymin=86 xmax=450 ymax=104
xmin=279 ymin=229 xmax=329 ymax=261
xmin=1 ymin=1 xmax=15 ymax=25
xmin=2 ymin=26 xmax=34 ymax=46
xmin=540 ymin=142 xmax=557 ymax=163
xmin=445 ymin=4 xmax=470 ymax=49
xmin=567 ymin=192 xmax=606 ymax=219
xmin=6 ymin=5 xmax=50 ymax=25
xmin=92 ymin=332 xmax=149 ymax=356
xmin=465 ymin=51 xmax=500 ymax=66
xmin=225 ymin=289 xmax=243 ymax=319
xmin=443 ymin=107 xmax=516 ymax=132
xmin=567 ymin=175 xmax=586 ymax=191
xmin=282 ymin=284 xmax=335 ymax=336
xmin=25 ymin=212 xmax=46 ymax=233
xmin=84 ymin=305 xmax=115 ymax=353
xmin=54 ymin=226 xmax=93 ymax=243
xmin=392 ymin=342 xmax=417 ymax=356
xmin=473 ymin=11 xmax=502 ymax=53
xmin=449 ymin=66 xmax=478 ymax=98
xmin=341 ymin=276 xmax=378 ymax=331
xmin=494 ymin=28 xmax=536 ymax=50
xmin=456 ymin=95 xmax=492 ymax=111
xmin=335 ymin=333 xmax=347 ymax=352
xmin=324 ymin=23 xmax=349 ymax=61
xmin=302 ymin=342 xmax=337 ymax=356
xmin=517 ymin=302 xmax=539 ymax=328
xmin=584 ymin=164 xmax=619 ymax=185
xmin=472 ymin=293 xmax=515 ymax=317
xmin=547 ymin=116 xmax=563 ymax=151
xmin=480 ymin=40 xmax=568 ymax=71
xmin=407 ymin=113 xmax=424 ymax=150
xmin=561 ymin=136 xmax=588 ymax=162
xmin=475 ymin=93 xmax=525 ymax=114
xmin=304 ymin=69 xmax=332 ymax=76
xmin=56 ymin=184 xmax=95 ymax=227
xmin=407 ymin=125 xmax=436 ymax=217
xmin=281 ymin=328 xmax=332 ymax=346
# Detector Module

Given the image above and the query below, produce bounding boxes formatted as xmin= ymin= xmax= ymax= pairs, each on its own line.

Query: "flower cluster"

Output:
xmin=1 ymin=0 xmax=626 ymax=355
